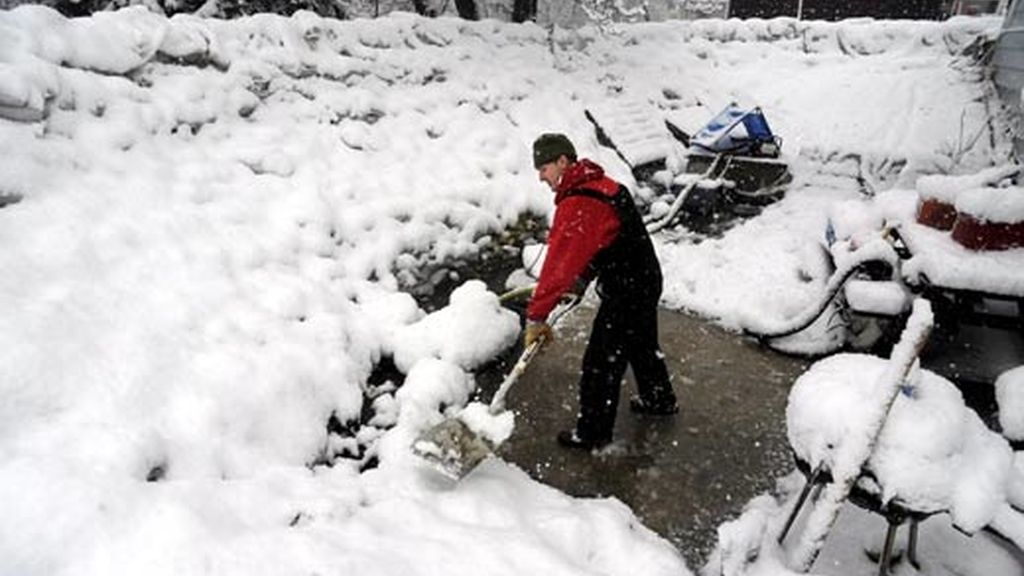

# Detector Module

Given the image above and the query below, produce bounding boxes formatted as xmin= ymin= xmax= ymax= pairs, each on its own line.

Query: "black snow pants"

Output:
xmin=574 ymin=296 xmax=675 ymax=443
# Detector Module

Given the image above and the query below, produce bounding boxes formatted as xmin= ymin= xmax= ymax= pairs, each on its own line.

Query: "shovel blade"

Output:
xmin=413 ymin=418 xmax=496 ymax=480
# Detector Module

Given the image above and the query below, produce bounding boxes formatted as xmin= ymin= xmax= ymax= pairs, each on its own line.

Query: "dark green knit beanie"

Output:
xmin=532 ymin=133 xmax=577 ymax=168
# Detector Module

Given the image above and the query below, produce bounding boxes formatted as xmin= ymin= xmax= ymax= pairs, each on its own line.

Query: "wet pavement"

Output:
xmin=487 ymin=301 xmax=810 ymax=568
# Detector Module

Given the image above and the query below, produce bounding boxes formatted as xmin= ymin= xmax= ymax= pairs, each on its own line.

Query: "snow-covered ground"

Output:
xmin=0 ymin=6 xmax=1019 ymax=575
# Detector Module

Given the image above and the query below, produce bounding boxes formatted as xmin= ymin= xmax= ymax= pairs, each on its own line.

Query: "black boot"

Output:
xmin=629 ymin=396 xmax=679 ymax=416
xmin=557 ymin=429 xmax=610 ymax=450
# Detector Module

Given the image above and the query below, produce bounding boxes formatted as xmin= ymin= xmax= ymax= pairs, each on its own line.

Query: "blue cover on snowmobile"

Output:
xmin=690 ymin=103 xmax=780 ymax=157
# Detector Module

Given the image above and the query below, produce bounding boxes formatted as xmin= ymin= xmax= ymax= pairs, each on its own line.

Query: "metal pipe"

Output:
xmin=908 ymin=519 xmax=921 ymax=570
xmin=878 ymin=519 xmax=899 ymax=576
xmin=778 ymin=464 xmax=822 ymax=544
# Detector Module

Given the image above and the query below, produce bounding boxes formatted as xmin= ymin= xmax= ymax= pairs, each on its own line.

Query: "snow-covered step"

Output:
xmin=584 ymin=98 xmax=671 ymax=169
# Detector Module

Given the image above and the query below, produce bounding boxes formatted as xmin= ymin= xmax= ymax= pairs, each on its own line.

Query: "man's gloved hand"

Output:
xmin=523 ymin=321 xmax=553 ymax=348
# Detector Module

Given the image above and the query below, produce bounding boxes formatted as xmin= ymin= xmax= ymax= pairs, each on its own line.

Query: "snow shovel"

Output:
xmin=412 ymin=295 xmax=580 ymax=479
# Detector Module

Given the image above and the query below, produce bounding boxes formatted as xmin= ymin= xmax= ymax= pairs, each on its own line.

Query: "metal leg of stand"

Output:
xmin=778 ymin=465 xmax=822 ymax=544
xmin=907 ymin=519 xmax=920 ymax=570
xmin=878 ymin=518 xmax=899 ymax=576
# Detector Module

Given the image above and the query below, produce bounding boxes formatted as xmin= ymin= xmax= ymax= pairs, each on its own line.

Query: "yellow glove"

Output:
xmin=523 ymin=321 xmax=553 ymax=348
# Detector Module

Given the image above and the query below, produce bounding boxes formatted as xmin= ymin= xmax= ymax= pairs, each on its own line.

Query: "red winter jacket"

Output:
xmin=526 ymin=159 xmax=621 ymax=322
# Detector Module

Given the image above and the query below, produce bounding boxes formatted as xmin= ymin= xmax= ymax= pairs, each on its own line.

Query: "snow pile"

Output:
xmin=996 ymin=365 xmax=1024 ymax=441
xmin=914 ymin=161 xmax=1024 ymax=225
xmin=0 ymin=7 xmax=172 ymax=117
xmin=0 ymin=5 xmax=1012 ymax=575
xmin=703 ymin=471 xmax=1024 ymax=576
xmin=0 ymin=64 xmax=47 ymax=120
xmin=0 ymin=7 xmax=701 ymax=574
xmin=956 ymin=185 xmax=1024 ymax=223
xmin=392 ymin=280 xmax=519 ymax=373
xmin=787 ymin=353 xmax=1014 ymax=532
xmin=900 ymin=219 xmax=1024 ymax=296
xmin=706 ymin=494 xmax=791 ymax=576
xmin=916 ymin=163 xmax=1020 ymax=204
xmin=458 ymin=399 xmax=516 ymax=444
xmin=842 ymin=279 xmax=910 ymax=316
xmin=382 ymin=281 xmax=519 ymax=461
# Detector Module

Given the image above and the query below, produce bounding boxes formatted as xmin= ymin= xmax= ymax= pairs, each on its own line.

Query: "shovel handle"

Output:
xmin=487 ymin=294 xmax=581 ymax=414
xmin=488 ymin=337 xmax=544 ymax=414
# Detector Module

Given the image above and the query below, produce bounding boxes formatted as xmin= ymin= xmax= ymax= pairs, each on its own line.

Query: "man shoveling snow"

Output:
xmin=413 ymin=133 xmax=681 ymax=477
xmin=525 ymin=133 xmax=679 ymax=450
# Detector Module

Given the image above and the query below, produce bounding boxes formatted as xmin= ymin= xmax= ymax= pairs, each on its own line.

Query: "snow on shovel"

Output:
xmin=413 ymin=295 xmax=580 ymax=479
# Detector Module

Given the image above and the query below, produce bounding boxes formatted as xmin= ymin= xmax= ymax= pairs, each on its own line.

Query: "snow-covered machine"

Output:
xmin=753 ymin=163 xmax=1024 ymax=384
xmin=829 ymin=165 xmax=1024 ymax=355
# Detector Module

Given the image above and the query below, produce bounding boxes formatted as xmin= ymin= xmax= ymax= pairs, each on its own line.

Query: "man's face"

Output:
xmin=537 ymin=156 xmax=569 ymax=191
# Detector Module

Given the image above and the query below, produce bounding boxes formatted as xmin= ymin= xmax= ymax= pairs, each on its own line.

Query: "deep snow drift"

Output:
xmin=0 ymin=6 xmax=1017 ymax=575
